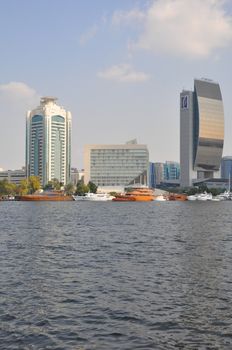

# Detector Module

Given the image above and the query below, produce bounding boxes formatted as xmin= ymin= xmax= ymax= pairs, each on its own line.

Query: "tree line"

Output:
xmin=0 ymin=177 xmax=98 ymax=197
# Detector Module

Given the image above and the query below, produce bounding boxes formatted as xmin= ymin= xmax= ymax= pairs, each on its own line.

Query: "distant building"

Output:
xmin=180 ymin=78 xmax=224 ymax=187
xmin=154 ymin=162 xmax=164 ymax=186
xmin=149 ymin=162 xmax=155 ymax=188
xmin=26 ymin=97 xmax=72 ymax=187
xmin=84 ymin=141 xmax=149 ymax=192
xmin=0 ymin=168 xmax=26 ymax=185
xmin=221 ymin=156 xmax=232 ymax=180
xmin=71 ymin=168 xmax=84 ymax=186
xmin=163 ymin=161 xmax=180 ymax=181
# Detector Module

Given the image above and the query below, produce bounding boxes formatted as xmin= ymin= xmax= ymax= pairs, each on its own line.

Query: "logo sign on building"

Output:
xmin=181 ymin=95 xmax=188 ymax=109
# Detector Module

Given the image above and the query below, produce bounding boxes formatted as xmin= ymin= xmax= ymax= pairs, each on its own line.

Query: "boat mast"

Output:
xmin=229 ymin=171 xmax=231 ymax=193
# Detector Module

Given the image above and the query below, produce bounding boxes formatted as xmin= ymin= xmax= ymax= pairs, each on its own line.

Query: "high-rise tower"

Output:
xmin=180 ymin=79 xmax=224 ymax=187
xmin=26 ymin=97 xmax=71 ymax=187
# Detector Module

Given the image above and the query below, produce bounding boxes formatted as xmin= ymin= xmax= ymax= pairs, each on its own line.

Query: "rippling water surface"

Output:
xmin=1 ymin=201 xmax=232 ymax=349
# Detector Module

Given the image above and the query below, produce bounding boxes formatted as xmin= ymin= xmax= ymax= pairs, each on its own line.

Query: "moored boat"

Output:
xmin=154 ymin=194 xmax=167 ymax=201
xmin=73 ymin=192 xmax=115 ymax=201
xmin=113 ymin=187 xmax=154 ymax=202
xmin=17 ymin=191 xmax=73 ymax=201
xmin=168 ymin=193 xmax=187 ymax=201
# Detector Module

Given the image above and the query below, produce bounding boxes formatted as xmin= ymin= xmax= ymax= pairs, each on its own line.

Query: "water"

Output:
xmin=0 ymin=201 xmax=232 ymax=350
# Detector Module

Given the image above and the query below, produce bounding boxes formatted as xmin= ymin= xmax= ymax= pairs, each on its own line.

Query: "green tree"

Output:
xmin=0 ymin=180 xmax=17 ymax=196
xmin=88 ymin=181 xmax=98 ymax=193
xmin=17 ymin=179 xmax=29 ymax=195
xmin=76 ymin=180 xmax=89 ymax=196
xmin=65 ymin=183 xmax=75 ymax=195
xmin=28 ymin=176 xmax=41 ymax=194
xmin=44 ymin=178 xmax=62 ymax=191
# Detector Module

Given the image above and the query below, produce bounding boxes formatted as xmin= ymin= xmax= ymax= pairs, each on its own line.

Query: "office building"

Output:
xmin=180 ymin=78 xmax=224 ymax=187
xmin=0 ymin=167 xmax=26 ymax=185
xmin=84 ymin=141 xmax=149 ymax=191
xmin=164 ymin=161 xmax=180 ymax=181
xmin=149 ymin=162 xmax=155 ymax=188
xmin=221 ymin=156 xmax=232 ymax=180
xmin=26 ymin=97 xmax=71 ymax=187
xmin=71 ymin=168 xmax=85 ymax=186
xmin=154 ymin=162 xmax=164 ymax=186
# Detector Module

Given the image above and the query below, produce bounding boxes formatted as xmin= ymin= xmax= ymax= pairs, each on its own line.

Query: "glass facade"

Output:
xmin=180 ymin=79 xmax=224 ymax=187
xmin=51 ymin=115 xmax=65 ymax=182
xmin=86 ymin=145 xmax=149 ymax=187
xmin=164 ymin=161 xmax=180 ymax=181
xmin=30 ymin=115 xmax=43 ymax=179
xmin=221 ymin=157 xmax=232 ymax=179
xmin=193 ymin=80 xmax=224 ymax=171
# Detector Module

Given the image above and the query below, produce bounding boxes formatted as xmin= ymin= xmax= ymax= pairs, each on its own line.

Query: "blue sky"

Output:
xmin=1 ymin=0 xmax=232 ymax=170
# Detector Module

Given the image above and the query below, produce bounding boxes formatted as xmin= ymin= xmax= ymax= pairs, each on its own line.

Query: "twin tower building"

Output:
xmin=26 ymin=97 xmax=71 ymax=187
xmin=26 ymin=78 xmax=225 ymax=188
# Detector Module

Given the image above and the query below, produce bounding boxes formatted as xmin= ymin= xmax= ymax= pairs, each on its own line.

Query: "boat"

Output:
xmin=168 ymin=193 xmax=187 ymax=201
xmin=187 ymin=194 xmax=198 ymax=201
xmin=72 ymin=192 xmax=115 ymax=201
xmin=112 ymin=195 xmax=136 ymax=202
xmin=154 ymin=194 xmax=167 ymax=201
xmin=16 ymin=191 xmax=73 ymax=201
xmin=216 ymin=190 xmax=232 ymax=201
xmin=187 ymin=192 xmax=213 ymax=201
xmin=113 ymin=187 xmax=155 ymax=202
xmin=196 ymin=192 xmax=213 ymax=201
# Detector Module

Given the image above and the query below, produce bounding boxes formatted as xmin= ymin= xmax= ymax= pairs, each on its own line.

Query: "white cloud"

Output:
xmin=0 ymin=82 xmax=40 ymax=170
xmin=97 ymin=64 xmax=150 ymax=83
xmin=113 ymin=0 xmax=232 ymax=58
xmin=79 ymin=25 xmax=98 ymax=45
xmin=112 ymin=9 xmax=146 ymax=25
xmin=0 ymin=82 xmax=39 ymax=107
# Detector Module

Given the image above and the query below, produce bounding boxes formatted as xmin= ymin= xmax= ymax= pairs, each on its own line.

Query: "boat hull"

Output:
xmin=17 ymin=195 xmax=73 ymax=201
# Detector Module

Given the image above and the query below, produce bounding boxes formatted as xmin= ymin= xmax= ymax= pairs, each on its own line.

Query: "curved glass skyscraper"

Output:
xmin=26 ymin=97 xmax=72 ymax=186
xmin=180 ymin=79 xmax=224 ymax=187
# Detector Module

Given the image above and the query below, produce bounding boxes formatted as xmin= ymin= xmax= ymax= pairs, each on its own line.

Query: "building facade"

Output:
xmin=221 ymin=156 xmax=232 ymax=180
xmin=163 ymin=161 xmax=180 ymax=181
xmin=149 ymin=162 xmax=156 ymax=188
xmin=0 ymin=168 xmax=26 ymax=185
xmin=154 ymin=162 xmax=164 ymax=186
xmin=180 ymin=79 xmax=224 ymax=187
xmin=84 ymin=142 xmax=149 ymax=191
xmin=26 ymin=97 xmax=71 ymax=186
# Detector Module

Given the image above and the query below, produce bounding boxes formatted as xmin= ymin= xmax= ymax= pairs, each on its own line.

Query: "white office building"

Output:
xmin=26 ymin=97 xmax=72 ymax=187
xmin=84 ymin=141 xmax=149 ymax=192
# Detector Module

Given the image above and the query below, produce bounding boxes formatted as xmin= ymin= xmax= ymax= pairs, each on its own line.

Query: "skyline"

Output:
xmin=1 ymin=0 xmax=232 ymax=170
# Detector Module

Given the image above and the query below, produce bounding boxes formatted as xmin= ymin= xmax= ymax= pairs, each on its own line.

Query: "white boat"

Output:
xmin=216 ymin=191 xmax=232 ymax=201
xmin=72 ymin=192 xmax=115 ymax=201
xmin=196 ymin=192 xmax=213 ymax=201
xmin=187 ymin=194 xmax=198 ymax=201
xmin=187 ymin=192 xmax=213 ymax=201
xmin=154 ymin=194 xmax=167 ymax=201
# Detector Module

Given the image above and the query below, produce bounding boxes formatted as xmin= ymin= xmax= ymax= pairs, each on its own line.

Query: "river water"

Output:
xmin=0 ymin=201 xmax=232 ymax=349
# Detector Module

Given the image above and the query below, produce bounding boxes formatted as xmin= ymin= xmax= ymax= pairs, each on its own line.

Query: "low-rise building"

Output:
xmin=0 ymin=168 xmax=26 ymax=185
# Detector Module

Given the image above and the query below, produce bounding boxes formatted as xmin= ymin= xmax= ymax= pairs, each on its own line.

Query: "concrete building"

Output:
xmin=0 ymin=168 xmax=26 ymax=185
xmin=26 ymin=97 xmax=71 ymax=187
xmin=180 ymin=78 xmax=224 ymax=187
xmin=154 ymin=162 xmax=164 ymax=186
xmin=71 ymin=168 xmax=85 ymax=186
xmin=149 ymin=162 xmax=156 ymax=188
xmin=84 ymin=141 xmax=149 ymax=192
xmin=221 ymin=156 xmax=232 ymax=180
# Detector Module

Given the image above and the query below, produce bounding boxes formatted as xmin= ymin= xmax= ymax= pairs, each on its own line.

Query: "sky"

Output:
xmin=1 ymin=0 xmax=232 ymax=170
